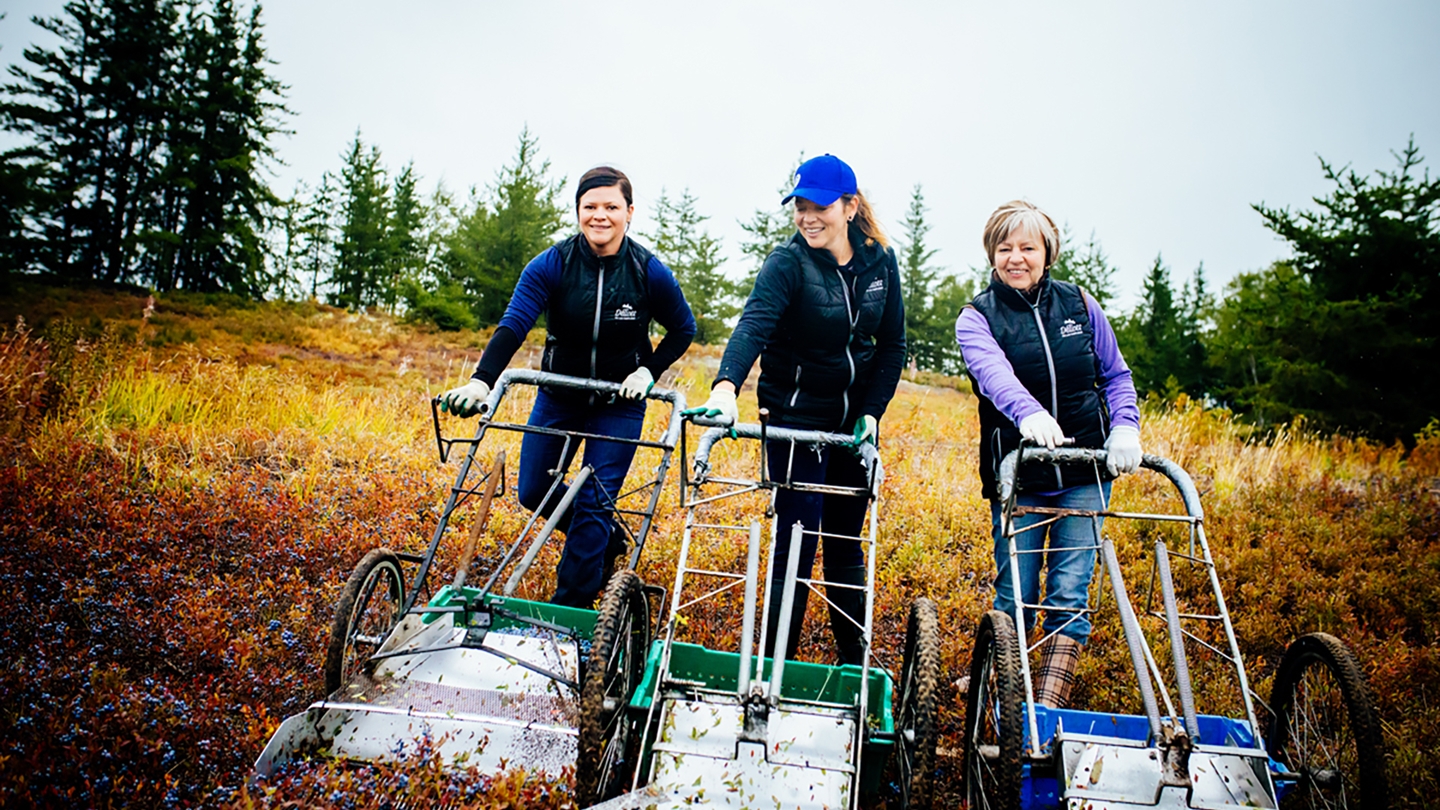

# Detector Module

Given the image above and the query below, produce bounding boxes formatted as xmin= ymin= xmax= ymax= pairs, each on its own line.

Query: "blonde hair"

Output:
xmin=844 ymin=191 xmax=889 ymax=249
xmin=982 ymin=200 xmax=1060 ymax=268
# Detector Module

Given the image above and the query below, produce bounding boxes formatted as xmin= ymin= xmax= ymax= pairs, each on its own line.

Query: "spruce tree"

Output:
xmin=1049 ymin=228 xmax=1118 ymax=309
xmin=736 ymin=158 xmax=801 ymax=292
xmin=436 ymin=127 xmax=566 ymax=326
xmin=897 ymin=184 xmax=948 ymax=370
xmin=644 ymin=188 xmax=734 ymax=344
xmin=330 ymin=134 xmax=391 ymax=310
xmin=1210 ymin=138 xmax=1440 ymax=440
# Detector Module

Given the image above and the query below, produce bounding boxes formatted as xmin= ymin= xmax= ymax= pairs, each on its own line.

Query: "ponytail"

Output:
xmin=844 ymin=191 xmax=888 ymax=249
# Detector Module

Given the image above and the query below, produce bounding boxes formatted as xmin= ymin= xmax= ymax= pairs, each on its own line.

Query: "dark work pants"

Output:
xmin=516 ymin=389 xmax=644 ymax=608
xmin=764 ymin=431 xmax=870 ymax=665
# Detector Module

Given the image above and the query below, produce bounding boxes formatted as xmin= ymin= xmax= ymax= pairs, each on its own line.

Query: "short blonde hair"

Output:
xmin=982 ymin=200 xmax=1060 ymax=268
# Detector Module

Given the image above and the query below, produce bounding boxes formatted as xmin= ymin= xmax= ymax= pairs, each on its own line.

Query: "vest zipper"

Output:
xmin=591 ymin=261 xmax=605 ymax=380
xmin=1027 ymin=288 xmax=1062 ymax=488
xmin=835 ymin=268 xmax=858 ymax=427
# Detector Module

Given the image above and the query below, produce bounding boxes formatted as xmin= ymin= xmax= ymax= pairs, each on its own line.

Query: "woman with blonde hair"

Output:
xmin=955 ymin=199 xmax=1142 ymax=708
xmin=688 ymin=154 xmax=906 ymax=664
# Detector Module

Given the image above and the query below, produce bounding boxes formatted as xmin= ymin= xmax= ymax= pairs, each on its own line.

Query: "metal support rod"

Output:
xmin=1102 ymin=536 xmax=1164 ymax=740
xmin=1197 ymin=523 xmax=1263 ymax=738
xmin=755 ymin=510 xmax=780 ymax=684
xmin=1155 ymin=539 xmax=1200 ymax=736
xmin=503 ymin=465 xmax=594 ymax=596
xmin=767 ymin=521 xmax=805 ymax=703
xmin=851 ymin=496 xmax=880 ymax=810
xmin=1004 ymin=498 xmax=1044 ymax=757
xmin=737 ymin=520 xmax=760 ymax=697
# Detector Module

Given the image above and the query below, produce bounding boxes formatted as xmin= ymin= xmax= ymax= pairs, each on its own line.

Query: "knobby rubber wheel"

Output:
xmin=896 ymin=597 xmax=941 ymax=809
xmin=577 ymin=569 xmax=650 ymax=805
xmin=963 ymin=610 xmax=1023 ymax=810
xmin=1268 ymin=632 xmax=1389 ymax=810
xmin=323 ymin=548 xmax=405 ymax=695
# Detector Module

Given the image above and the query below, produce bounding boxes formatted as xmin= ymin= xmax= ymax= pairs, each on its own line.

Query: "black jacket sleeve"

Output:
xmin=643 ymin=256 xmax=697 ymax=377
xmin=715 ymin=250 xmax=802 ymax=388
xmin=861 ymin=251 xmax=907 ymax=420
xmin=472 ymin=326 xmax=523 ymax=387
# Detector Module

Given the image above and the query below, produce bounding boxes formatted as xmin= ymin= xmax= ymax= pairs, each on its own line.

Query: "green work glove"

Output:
xmin=851 ymin=415 xmax=878 ymax=447
xmin=681 ymin=387 xmax=738 ymax=425
xmin=440 ymin=378 xmax=491 ymax=417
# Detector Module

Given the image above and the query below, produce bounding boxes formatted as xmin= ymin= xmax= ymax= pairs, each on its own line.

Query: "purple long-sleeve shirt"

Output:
xmin=954 ymin=291 xmax=1140 ymax=431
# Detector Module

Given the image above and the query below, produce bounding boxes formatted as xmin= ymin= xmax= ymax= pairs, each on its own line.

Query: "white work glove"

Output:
xmin=1105 ymin=425 xmax=1143 ymax=475
xmin=617 ymin=367 xmax=654 ymax=401
xmin=1018 ymin=410 xmax=1066 ymax=449
xmin=682 ymin=387 xmax=738 ymax=425
xmin=851 ymin=415 xmax=878 ymax=448
xmin=440 ymin=378 xmax=491 ymax=417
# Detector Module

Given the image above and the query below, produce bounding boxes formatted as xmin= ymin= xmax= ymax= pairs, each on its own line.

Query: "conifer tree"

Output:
xmin=645 ymin=188 xmax=734 ymax=343
xmin=0 ymin=0 xmax=287 ymax=293
xmin=436 ymin=127 xmax=566 ymax=326
xmin=330 ymin=134 xmax=391 ymax=310
xmin=897 ymin=184 xmax=951 ymax=370
xmin=1209 ymin=138 xmax=1440 ymax=440
xmin=736 ymin=158 xmax=801 ymax=292
xmin=1049 ymin=228 xmax=1118 ymax=309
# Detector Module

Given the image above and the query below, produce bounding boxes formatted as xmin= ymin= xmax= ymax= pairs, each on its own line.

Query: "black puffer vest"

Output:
xmin=970 ymin=276 xmax=1113 ymax=499
xmin=756 ymin=231 xmax=893 ymax=429
xmin=542 ymin=234 xmax=653 ymax=404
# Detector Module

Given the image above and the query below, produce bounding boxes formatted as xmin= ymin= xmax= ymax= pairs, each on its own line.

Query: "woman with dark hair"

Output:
xmin=687 ymin=154 xmax=906 ymax=664
xmin=955 ymin=199 xmax=1141 ymax=708
xmin=441 ymin=166 xmax=696 ymax=608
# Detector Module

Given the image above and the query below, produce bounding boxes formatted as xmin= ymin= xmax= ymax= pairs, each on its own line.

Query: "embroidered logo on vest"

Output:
xmin=614 ymin=303 xmax=637 ymax=321
xmin=1060 ymin=318 xmax=1083 ymax=338
xmin=865 ymin=279 xmax=885 ymax=293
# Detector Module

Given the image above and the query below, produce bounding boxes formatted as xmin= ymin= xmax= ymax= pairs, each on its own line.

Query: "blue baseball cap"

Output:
xmin=781 ymin=154 xmax=857 ymax=207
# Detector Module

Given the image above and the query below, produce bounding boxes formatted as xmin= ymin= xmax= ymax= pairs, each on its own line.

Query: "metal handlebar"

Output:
xmin=996 ymin=447 xmax=1203 ymax=519
xmin=431 ymin=369 xmax=689 ymax=463
xmin=688 ymin=418 xmax=884 ymax=490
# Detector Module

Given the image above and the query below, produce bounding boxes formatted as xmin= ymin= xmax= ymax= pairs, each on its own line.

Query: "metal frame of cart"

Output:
xmin=963 ymin=446 xmax=1389 ymax=810
xmin=582 ymin=415 xmax=940 ymax=810
xmin=253 ymin=369 xmax=686 ymax=784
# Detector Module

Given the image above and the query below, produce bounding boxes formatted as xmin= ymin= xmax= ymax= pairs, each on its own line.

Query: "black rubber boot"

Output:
xmin=763 ymin=574 xmax=810 ymax=662
xmin=825 ymin=564 xmax=867 ymax=666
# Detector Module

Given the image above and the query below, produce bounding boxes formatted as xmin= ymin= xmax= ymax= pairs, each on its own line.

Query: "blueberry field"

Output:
xmin=2 ymin=283 xmax=1437 ymax=808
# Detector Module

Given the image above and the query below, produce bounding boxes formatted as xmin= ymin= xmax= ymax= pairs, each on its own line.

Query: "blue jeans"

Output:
xmin=991 ymin=481 xmax=1111 ymax=644
xmin=764 ymin=431 xmax=870 ymax=663
xmin=517 ymin=389 xmax=644 ymax=608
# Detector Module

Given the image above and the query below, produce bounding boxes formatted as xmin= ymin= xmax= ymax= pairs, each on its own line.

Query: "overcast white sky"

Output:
xmin=4 ymin=1 xmax=1439 ymax=310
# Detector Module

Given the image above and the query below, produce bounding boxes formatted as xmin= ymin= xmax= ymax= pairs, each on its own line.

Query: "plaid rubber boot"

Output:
xmin=1034 ymin=635 xmax=1083 ymax=709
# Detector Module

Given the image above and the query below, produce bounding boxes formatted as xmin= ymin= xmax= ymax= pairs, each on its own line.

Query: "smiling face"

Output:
xmin=578 ymin=185 xmax=633 ymax=256
xmin=794 ymin=196 xmax=859 ymax=262
xmin=991 ymin=222 xmax=1049 ymax=292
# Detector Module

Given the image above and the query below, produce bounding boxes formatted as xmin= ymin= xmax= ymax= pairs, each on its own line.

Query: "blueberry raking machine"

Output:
xmin=253 ymin=370 xmax=684 ymax=790
xmin=581 ymin=411 xmax=941 ymax=810
xmin=963 ymin=446 xmax=1388 ymax=810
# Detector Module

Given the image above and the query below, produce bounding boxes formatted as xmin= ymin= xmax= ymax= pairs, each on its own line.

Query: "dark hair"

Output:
xmin=576 ymin=166 xmax=632 ymax=210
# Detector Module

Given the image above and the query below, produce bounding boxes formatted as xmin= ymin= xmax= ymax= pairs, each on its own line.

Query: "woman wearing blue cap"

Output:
xmin=687 ymin=154 xmax=906 ymax=664
xmin=440 ymin=166 xmax=696 ymax=608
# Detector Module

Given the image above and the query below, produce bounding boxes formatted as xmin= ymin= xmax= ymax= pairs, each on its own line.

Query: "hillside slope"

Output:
xmin=1 ymin=282 xmax=1436 ymax=808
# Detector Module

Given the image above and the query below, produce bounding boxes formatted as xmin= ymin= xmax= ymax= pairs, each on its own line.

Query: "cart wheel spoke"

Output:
xmin=577 ymin=570 xmax=649 ymax=805
xmin=324 ymin=549 xmax=405 ymax=695
xmin=1268 ymin=633 xmax=1387 ymax=810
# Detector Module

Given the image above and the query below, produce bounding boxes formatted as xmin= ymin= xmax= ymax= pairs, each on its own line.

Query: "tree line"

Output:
xmin=1 ymin=1 xmax=1435 ymax=443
